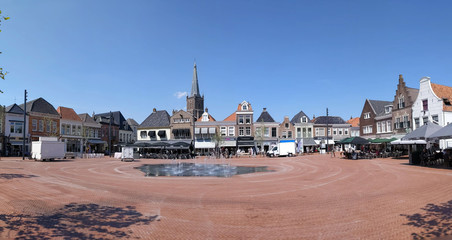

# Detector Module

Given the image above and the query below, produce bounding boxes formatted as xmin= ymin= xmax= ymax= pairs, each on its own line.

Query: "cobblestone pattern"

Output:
xmin=0 ymin=155 xmax=451 ymax=239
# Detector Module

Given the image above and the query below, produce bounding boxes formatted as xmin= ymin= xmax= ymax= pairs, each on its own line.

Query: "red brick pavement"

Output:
xmin=0 ymin=155 xmax=451 ymax=239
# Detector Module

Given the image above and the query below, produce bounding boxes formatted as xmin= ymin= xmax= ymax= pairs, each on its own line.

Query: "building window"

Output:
xmin=77 ymin=126 xmax=81 ymax=136
xmin=363 ymin=125 xmax=373 ymax=134
xmin=72 ymin=125 xmax=76 ymax=135
xmin=238 ymin=115 xmax=244 ymax=124
xmin=302 ymin=117 xmax=307 ymax=123
xmin=66 ymin=125 xmax=71 ymax=135
xmin=316 ymin=128 xmax=325 ymax=136
xmin=245 ymin=127 xmax=251 ymax=136
xmin=61 ymin=124 xmax=66 ymax=135
xmin=344 ymin=129 xmax=349 ymax=135
xmin=239 ymin=127 xmax=244 ymax=136
xmin=263 ymin=127 xmax=269 ymax=137
xmin=432 ymin=115 xmax=439 ymax=124
xmin=333 ymin=128 xmax=337 ymax=135
xmin=245 ymin=115 xmax=251 ymax=124
xmin=285 ymin=123 xmax=289 ymax=129
xmin=297 ymin=128 xmax=301 ymax=138
xmin=288 ymin=131 xmax=292 ymax=138
xmin=423 ymin=116 xmax=428 ymax=125
xmin=39 ymin=120 xmax=44 ymax=132
xmin=395 ymin=118 xmax=401 ymax=129
xmin=338 ymin=129 xmax=342 ymax=135
xmin=202 ymin=113 xmax=208 ymax=122
xmin=364 ymin=112 xmax=370 ymax=119
xmin=32 ymin=119 xmax=37 ymax=131
xmin=271 ymin=127 xmax=277 ymax=137
xmin=242 ymin=104 xmax=248 ymax=111
xmin=308 ymin=128 xmax=312 ymax=138
xmin=403 ymin=116 xmax=409 ymax=129
xmin=282 ymin=131 xmax=287 ymax=138
xmin=228 ymin=127 xmax=234 ymax=136
xmin=10 ymin=121 xmax=23 ymax=134
xmin=46 ymin=120 xmax=51 ymax=133
xmin=52 ymin=121 xmax=57 ymax=134
xmin=255 ymin=127 xmax=261 ymax=137
xmin=220 ymin=127 xmax=227 ymax=136
xmin=415 ymin=118 xmax=420 ymax=128
xmin=385 ymin=105 xmax=392 ymax=114
xmin=377 ymin=122 xmax=381 ymax=133
xmin=398 ymin=96 xmax=405 ymax=109
xmin=381 ymin=122 xmax=386 ymax=133
xmin=140 ymin=131 xmax=147 ymax=138
xmin=423 ymin=99 xmax=428 ymax=111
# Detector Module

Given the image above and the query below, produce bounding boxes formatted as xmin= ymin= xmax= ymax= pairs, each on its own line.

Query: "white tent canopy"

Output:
xmin=390 ymin=139 xmax=427 ymax=145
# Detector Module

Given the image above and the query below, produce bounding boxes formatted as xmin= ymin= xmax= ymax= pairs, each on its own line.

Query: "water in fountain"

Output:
xmin=135 ymin=155 xmax=273 ymax=177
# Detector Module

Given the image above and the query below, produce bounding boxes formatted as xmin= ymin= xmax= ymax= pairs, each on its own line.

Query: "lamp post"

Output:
xmin=108 ymin=111 xmax=112 ymax=157
xmin=22 ymin=90 xmax=27 ymax=160
xmin=326 ymin=108 xmax=329 ymax=153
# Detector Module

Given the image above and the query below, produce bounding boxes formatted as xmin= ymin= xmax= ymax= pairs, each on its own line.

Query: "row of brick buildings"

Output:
xmin=10 ymin=65 xmax=450 ymax=156
xmin=135 ymin=63 xmax=353 ymax=155
xmin=358 ymin=74 xmax=452 ymax=148
xmin=0 ymin=63 xmax=354 ymax=156
xmin=0 ymin=98 xmax=137 ymax=156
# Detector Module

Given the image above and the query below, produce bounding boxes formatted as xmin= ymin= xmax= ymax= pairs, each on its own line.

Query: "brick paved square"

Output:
xmin=0 ymin=155 xmax=451 ymax=239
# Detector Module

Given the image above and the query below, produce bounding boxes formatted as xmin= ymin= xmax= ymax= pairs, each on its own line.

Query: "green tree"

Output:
xmin=0 ymin=10 xmax=10 ymax=93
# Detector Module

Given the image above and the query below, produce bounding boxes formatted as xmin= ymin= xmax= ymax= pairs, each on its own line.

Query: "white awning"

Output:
xmin=220 ymin=140 xmax=236 ymax=147
xmin=195 ymin=141 xmax=215 ymax=149
xmin=209 ymin=127 xmax=216 ymax=134
xmin=201 ymin=128 xmax=208 ymax=134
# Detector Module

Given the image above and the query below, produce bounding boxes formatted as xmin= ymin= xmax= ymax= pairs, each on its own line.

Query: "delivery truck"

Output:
xmin=121 ymin=146 xmax=134 ymax=162
xmin=267 ymin=140 xmax=296 ymax=157
xmin=31 ymin=137 xmax=65 ymax=161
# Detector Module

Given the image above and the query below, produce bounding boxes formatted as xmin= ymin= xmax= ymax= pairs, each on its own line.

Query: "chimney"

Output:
xmin=153 ymin=108 xmax=157 ymax=113
xmin=263 ymin=108 xmax=267 ymax=111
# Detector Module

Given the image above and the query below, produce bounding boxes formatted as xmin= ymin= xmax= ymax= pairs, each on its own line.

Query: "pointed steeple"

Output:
xmin=190 ymin=62 xmax=200 ymax=97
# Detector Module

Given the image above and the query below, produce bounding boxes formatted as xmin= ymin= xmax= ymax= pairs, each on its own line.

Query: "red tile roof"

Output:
xmin=224 ymin=112 xmax=236 ymax=122
xmin=347 ymin=117 xmax=360 ymax=127
xmin=57 ymin=107 xmax=82 ymax=121
xmin=431 ymin=83 xmax=452 ymax=112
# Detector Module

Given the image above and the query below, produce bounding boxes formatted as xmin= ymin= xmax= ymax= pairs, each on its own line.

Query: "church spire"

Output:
xmin=190 ymin=61 xmax=200 ymax=97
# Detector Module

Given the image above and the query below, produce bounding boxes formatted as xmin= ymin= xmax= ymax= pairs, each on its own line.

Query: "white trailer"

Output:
xmin=121 ymin=146 xmax=134 ymax=162
xmin=267 ymin=140 xmax=296 ymax=157
xmin=31 ymin=137 xmax=65 ymax=161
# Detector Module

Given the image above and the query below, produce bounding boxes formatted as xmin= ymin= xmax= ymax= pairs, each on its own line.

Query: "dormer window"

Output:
xmin=363 ymin=112 xmax=370 ymax=119
xmin=242 ymin=104 xmax=248 ymax=111
xmin=202 ymin=113 xmax=209 ymax=122
xmin=302 ymin=117 xmax=307 ymax=123
xmin=443 ymin=98 xmax=451 ymax=106
xmin=385 ymin=105 xmax=392 ymax=114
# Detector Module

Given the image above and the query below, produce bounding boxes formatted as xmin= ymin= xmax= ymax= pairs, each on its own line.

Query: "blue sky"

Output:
xmin=1 ymin=0 xmax=452 ymax=123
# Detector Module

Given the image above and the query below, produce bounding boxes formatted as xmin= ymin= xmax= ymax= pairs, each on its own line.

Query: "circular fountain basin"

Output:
xmin=135 ymin=163 xmax=273 ymax=177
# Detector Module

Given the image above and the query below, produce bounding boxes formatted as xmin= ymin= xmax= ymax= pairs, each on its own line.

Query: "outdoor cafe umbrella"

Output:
xmin=402 ymin=121 xmax=443 ymax=140
xmin=428 ymin=122 xmax=452 ymax=139
xmin=338 ymin=137 xmax=369 ymax=145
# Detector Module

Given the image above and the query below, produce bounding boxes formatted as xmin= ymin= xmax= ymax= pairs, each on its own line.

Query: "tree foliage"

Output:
xmin=0 ymin=10 xmax=10 ymax=93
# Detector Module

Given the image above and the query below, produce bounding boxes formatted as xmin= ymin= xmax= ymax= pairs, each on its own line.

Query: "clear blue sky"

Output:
xmin=1 ymin=0 xmax=452 ymax=124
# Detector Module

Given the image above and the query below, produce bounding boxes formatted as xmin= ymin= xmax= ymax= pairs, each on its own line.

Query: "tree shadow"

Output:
xmin=0 ymin=173 xmax=38 ymax=179
xmin=401 ymin=200 xmax=452 ymax=239
xmin=0 ymin=203 xmax=159 ymax=239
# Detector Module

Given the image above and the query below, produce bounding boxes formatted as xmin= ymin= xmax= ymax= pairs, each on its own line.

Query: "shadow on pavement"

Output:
xmin=0 ymin=203 xmax=159 ymax=239
xmin=0 ymin=173 xmax=38 ymax=179
xmin=401 ymin=200 xmax=452 ymax=239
